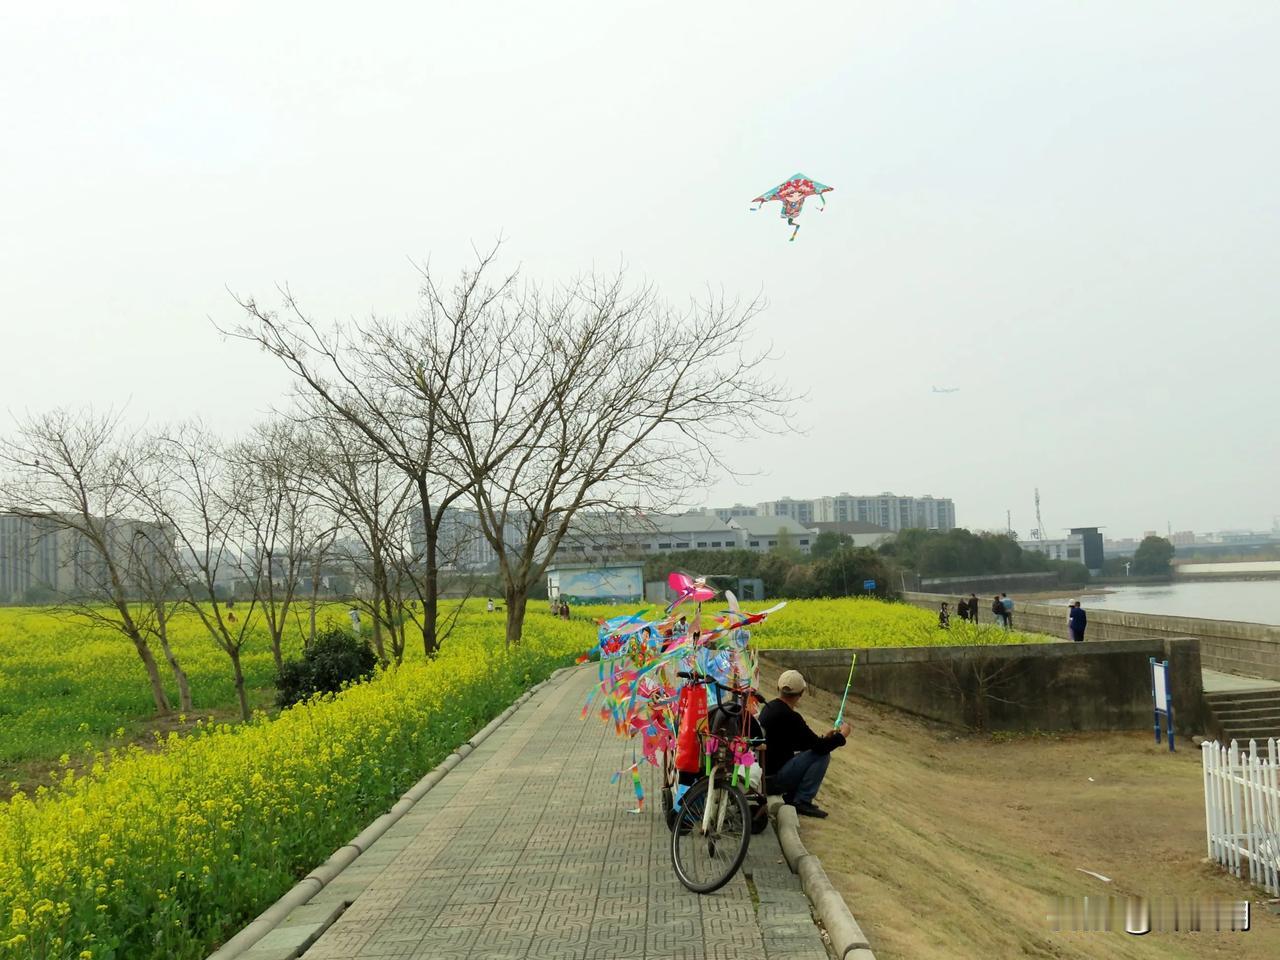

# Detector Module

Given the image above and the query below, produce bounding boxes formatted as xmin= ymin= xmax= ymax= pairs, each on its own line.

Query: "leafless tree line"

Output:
xmin=0 ymin=251 xmax=789 ymax=721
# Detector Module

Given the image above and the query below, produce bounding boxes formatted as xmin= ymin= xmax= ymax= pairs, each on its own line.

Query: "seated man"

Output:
xmin=759 ymin=669 xmax=849 ymax=818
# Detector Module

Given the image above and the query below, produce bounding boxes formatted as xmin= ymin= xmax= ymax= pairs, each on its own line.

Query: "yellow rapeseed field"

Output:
xmin=0 ymin=596 xmax=1037 ymax=959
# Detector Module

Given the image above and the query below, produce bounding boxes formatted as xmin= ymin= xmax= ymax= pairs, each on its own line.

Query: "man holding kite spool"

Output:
xmin=759 ymin=664 xmax=852 ymax=819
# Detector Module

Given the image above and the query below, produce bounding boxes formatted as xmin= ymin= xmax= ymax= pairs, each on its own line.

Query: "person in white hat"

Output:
xmin=758 ymin=669 xmax=850 ymax=818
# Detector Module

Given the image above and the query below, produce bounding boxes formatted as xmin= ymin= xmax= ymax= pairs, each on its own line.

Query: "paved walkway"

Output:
xmin=300 ymin=666 xmax=830 ymax=960
xmin=1202 ymin=667 xmax=1280 ymax=694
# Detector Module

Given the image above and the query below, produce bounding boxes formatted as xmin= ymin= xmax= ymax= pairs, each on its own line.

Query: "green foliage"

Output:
xmin=275 ymin=627 xmax=378 ymax=708
xmin=1047 ymin=560 xmax=1091 ymax=587
xmin=0 ymin=607 xmax=280 ymax=768
xmin=810 ymin=530 xmax=853 ymax=559
xmin=1133 ymin=536 xmax=1175 ymax=575
xmin=879 ymin=527 xmax=1090 ymax=585
xmin=574 ymin=596 xmax=1048 ymax=650
xmin=642 ymin=546 xmax=899 ymax=600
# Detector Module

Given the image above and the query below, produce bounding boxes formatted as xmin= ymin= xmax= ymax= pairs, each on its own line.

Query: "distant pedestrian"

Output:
xmin=1068 ymin=599 xmax=1087 ymax=642
xmin=955 ymin=597 xmax=968 ymax=622
xmin=561 ymin=600 xmax=571 ymax=620
xmin=938 ymin=602 xmax=951 ymax=630
xmin=991 ymin=596 xmax=1004 ymax=627
xmin=968 ymin=594 xmax=979 ymax=622
xmin=486 ymin=598 xmax=495 ymax=613
xmin=1001 ymin=592 xmax=1014 ymax=630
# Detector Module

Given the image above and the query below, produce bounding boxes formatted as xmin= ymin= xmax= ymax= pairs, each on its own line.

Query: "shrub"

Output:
xmin=275 ymin=627 xmax=378 ymax=708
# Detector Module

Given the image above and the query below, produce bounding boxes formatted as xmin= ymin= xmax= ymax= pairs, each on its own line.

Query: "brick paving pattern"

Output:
xmin=301 ymin=665 xmax=830 ymax=959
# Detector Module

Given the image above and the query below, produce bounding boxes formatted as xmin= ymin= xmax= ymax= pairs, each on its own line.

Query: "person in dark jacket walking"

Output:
xmin=1068 ymin=600 xmax=1087 ymax=641
xmin=991 ymin=596 xmax=1005 ymax=627
xmin=759 ymin=670 xmax=849 ymax=818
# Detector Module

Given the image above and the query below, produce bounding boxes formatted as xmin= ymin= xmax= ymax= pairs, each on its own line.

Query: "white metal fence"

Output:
xmin=1202 ymin=739 xmax=1280 ymax=896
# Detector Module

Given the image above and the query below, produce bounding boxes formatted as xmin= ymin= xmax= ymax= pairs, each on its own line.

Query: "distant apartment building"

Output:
xmin=0 ymin=512 xmax=176 ymax=603
xmin=703 ymin=503 xmax=759 ymax=524
xmin=707 ymin=493 xmax=953 ymax=533
xmin=811 ymin=493 xmax=955 ymax=532
xmin=757 ymin=498 xmax=815 ymax=526
xmin=736 ymin=493 xmax=954 ymax=533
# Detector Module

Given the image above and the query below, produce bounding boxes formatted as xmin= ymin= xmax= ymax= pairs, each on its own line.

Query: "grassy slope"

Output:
xmin=759 ymin=658 xmax=1279 ymax=960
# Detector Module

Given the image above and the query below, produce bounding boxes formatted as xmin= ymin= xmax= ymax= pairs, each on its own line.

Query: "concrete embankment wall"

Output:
xmin=763 ymin=637 xmax=1205 ymax=734
xmin=902 ymin=591 xmax=1280 ymax=682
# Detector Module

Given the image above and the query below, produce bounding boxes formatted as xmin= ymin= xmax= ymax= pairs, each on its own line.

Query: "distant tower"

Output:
xmin=1034 ymin=488 xmax=1046 ymax=542
xmin=1006 ymin=509 xmax=1012 ymax=536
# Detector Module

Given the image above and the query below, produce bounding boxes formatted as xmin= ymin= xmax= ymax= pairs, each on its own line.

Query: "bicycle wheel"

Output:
xmin=671 ymin=776 xmax=751 ymax=893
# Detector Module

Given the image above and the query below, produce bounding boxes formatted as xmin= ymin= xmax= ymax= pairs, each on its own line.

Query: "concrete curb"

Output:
xmin=771 ymin=798 xmax=878 ymax=960
xmin=205 ymin=667 xmax=570 ymax=960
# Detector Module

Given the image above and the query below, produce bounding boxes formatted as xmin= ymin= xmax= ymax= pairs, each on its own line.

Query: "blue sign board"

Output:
xmin=863 ymin=579 xmax=877 ymax=591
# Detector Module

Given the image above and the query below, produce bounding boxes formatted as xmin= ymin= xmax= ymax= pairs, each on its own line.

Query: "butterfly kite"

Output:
xmin=751 ymin=173 xmax=833 ymax=241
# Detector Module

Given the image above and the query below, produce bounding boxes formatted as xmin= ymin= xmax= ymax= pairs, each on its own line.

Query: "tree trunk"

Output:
xmin=268 ymin=624 xmax=284 ymax=675
xmin=133 ymin=635 xmax=174 ymax=716
xmin=155 ymin=604 xmax=193 ymax=713
xmin=422 ymin=532 xmax=440 ymax=658
xmin=504 ymin=587 xmax=528 ymax=648
xmin=230 ymin=647 xmax=250 ymax=722
xmin=308 ymin=580 xmax=319 ymax=648
xmin=370 ymin=613 xmax=386 ymax=664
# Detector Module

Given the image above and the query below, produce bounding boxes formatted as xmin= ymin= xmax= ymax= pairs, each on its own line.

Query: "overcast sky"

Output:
xmin=3 ymin=2 xmax=1277 ymax=538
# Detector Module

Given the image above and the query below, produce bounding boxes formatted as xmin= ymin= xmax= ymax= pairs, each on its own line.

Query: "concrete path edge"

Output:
xmin=767 ymin=796 xmax=878 ymax=960
xmin=204 ymin=666 xmax=571 ymax=960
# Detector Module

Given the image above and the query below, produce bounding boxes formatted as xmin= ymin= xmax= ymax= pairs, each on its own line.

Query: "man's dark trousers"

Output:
xmin=771 ymin=750 xmax=830 ymax=804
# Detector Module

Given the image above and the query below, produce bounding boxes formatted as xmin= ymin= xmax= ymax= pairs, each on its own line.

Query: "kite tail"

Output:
xmin=788 ymin=218 xmax=800 ymax=242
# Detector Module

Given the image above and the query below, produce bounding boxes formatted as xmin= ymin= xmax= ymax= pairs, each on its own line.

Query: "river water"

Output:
xmin=1045 ymin=580 xmax=1280 ymax=626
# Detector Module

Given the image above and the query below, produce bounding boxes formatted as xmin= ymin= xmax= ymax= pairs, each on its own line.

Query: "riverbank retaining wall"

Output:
xmin=902 ymin=591 xmax=1280 ymax=682
xmin=762 ymin=638 xmax=1204 ymax=734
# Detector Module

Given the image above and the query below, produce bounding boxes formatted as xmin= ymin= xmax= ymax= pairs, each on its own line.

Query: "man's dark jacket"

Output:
xmin=1069 ymin=606 xmax=1087 ymax=636
xmin=758 ymin=698 xmax=846 ymax=778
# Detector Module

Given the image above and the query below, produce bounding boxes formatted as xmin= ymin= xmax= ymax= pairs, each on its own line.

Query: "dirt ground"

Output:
xmin=758 ymin=660 xmax=1279 ymax=960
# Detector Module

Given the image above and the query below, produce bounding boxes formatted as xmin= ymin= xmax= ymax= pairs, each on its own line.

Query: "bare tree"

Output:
xmin=0 ymin=409 xmax=184 ymax=715
xmin=297 ymin=415 xmax=417 ymax=663
xmin=127 ymin=517 xmax=194 ymax=713
xmin=228 ymin=420 xmax=335 ymax=672
xmin=226 ymin=260 xmax=502 ymax=657
xmin=438 ymin=266 xmax=791 ymax=645
xmin=143 ymin=423 xmax=261 ymax=722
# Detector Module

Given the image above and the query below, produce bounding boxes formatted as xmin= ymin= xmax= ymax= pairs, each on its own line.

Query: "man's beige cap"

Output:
xmin=778 ymin=669 xmax=807 ymax=695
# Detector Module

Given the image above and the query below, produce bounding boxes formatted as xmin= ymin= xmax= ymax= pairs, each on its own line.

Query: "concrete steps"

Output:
xmin=1205 ymin=689 xmax=1280 ymax=755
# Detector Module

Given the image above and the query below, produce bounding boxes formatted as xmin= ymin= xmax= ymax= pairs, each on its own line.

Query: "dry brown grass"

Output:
xmin=759 ymin=657 xmax=1279 ymax=960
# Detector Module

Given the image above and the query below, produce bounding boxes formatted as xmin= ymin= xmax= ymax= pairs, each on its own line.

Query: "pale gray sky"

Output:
xmin=3 ymin=2 xmax=1277 ymax=538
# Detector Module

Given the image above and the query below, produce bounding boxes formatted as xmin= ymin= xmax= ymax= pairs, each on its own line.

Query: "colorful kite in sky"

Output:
xmin=751 ymin=173 xmax=833 ymax=241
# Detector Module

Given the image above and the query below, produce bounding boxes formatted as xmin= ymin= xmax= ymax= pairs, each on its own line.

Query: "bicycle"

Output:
xmin=669 ymin=671 xmax=768 ymax=893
